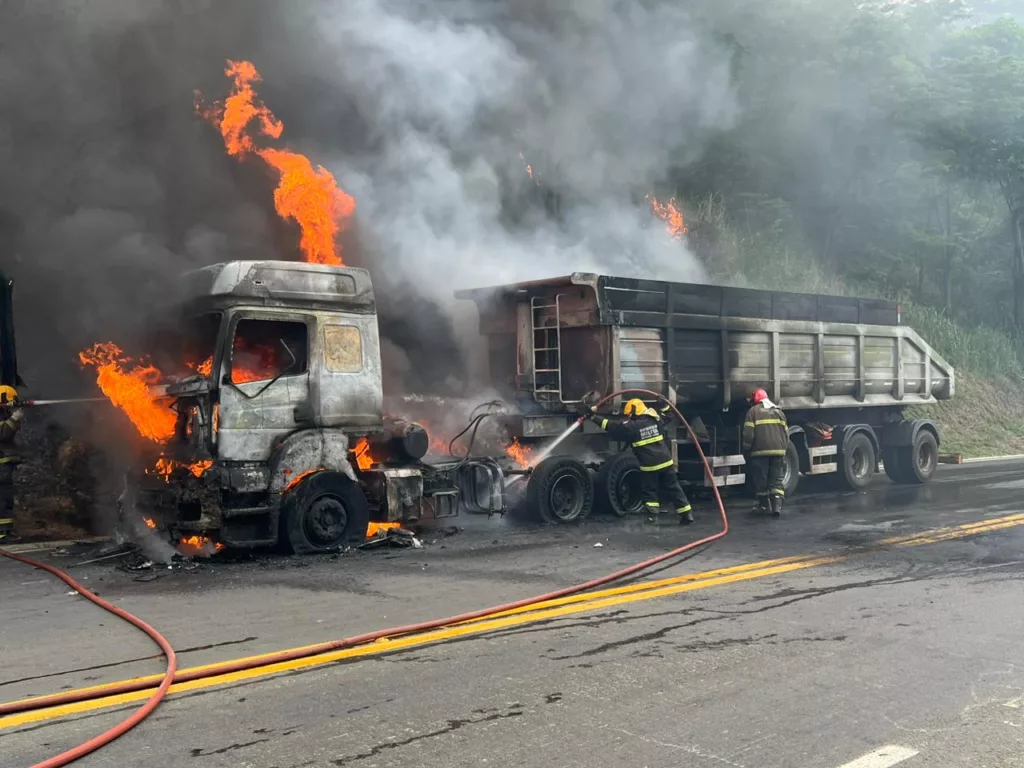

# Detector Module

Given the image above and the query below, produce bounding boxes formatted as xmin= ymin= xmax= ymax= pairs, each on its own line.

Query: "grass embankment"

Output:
xmin=903 ymin=306 xmax=1024 ymax=458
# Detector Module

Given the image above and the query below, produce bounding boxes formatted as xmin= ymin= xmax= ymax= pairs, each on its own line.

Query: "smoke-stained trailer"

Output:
xmin=456 ymin=273 xmax=953 ymax=518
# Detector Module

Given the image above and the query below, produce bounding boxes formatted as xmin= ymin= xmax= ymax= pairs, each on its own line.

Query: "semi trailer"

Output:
xmin=130 ymin=261 xmax=953 ymax=551
xmin=457 ymin=273 xmax=953 ymax=521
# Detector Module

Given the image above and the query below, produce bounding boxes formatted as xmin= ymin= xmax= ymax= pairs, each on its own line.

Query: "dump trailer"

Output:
xmin=455 ymin=273 xmax=954 ymax=521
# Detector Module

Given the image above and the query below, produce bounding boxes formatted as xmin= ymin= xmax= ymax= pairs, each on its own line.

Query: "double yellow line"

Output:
xmin=4 ymin=511 xmax=1024 ymax=731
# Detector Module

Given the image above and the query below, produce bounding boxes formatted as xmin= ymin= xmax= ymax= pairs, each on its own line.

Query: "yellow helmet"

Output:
xmin=0 ymin=385 xmax=17 ymax=405
xmin=623 ymin=398 xmax=648 ymax=417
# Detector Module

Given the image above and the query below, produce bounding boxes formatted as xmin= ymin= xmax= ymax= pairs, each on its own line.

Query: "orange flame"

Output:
xmin=179 ymin=534 xmax=225 ymax=553
xmin=199 ymin=60 xmax=355 ymax=266
xmin=79 ymin=343 xmax=176 ymax=443
xmin=366 ymin=521 xmax=401 ymax=538
xmin=151 ymin=457 xmax=213 ymax=483
xmin=647 ymin=195 xmax=688 ymax=239
xmin=505 ymin=437 xmax=533 ymax=468
xmin=189 ymin=357 xmax=213 ymax=377
xmin=143 ymin=517 xmax=157 ymax=530
xmin=283 ymin=467 xmax=323 ymax=493
xmin=351 ymin=437 xmax=374 ymax=471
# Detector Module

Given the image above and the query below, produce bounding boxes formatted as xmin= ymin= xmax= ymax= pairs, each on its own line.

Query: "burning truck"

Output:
xmin=110 ymin=259 xmax=953 ymax=553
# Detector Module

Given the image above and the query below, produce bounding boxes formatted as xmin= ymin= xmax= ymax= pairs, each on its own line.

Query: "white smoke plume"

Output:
xmin=0 ymin=0 xmax=736 ymax=394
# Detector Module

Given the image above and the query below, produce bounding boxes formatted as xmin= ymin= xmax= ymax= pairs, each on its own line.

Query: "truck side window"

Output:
xmin=231 ymin=319 xmax=309 ymax=384
xmin=323 ymin=326 xmax=363 ymax=373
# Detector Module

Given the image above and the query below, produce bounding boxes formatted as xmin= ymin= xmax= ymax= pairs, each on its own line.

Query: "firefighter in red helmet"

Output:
xmin=742 ymin=388 xmax=788 ymax=517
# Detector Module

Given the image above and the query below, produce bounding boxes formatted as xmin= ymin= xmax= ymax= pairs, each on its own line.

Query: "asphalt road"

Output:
xmin=4 ymin=462 xmax=1024 ymax=767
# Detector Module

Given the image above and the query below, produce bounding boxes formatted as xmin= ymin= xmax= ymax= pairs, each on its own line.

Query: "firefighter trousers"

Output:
xmin=0 ymin=462 xmax=14 ymax=537
xmin=640 ymin=466 xmax=691 ymax=515
xmin=749 ymin=455 xmax=785 ymax=499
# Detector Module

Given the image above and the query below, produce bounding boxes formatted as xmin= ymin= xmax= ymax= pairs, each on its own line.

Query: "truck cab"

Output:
xmin=133 ymin=261 xmax=490 ymax=552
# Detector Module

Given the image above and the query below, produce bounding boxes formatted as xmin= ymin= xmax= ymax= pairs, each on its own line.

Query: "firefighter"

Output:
xmin=589 ymin=398 xmax=693 ymax=524
xmin=742 ymin=388 xmax=788 ymax=517
xmin=0 ymin=385 xmax=23 ymax=540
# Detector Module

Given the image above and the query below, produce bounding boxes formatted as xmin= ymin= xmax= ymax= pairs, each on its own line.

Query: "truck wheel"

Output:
xmin=883 ymin=451 xmax=908 ymax=484
xmin=782 ymin=440 xmax=801 ymax=498
xmin=527 ymin=456 xmax=595 ymax=524
xmin=894 ymin=430 xmax=938 ymax=485
xmin=281 ymin=471 xmax=370 ymax=553
xmin=595 ymin=453 xmax=644 ymax=517
xmin=839 ymin=433 xmax=876 ymax=491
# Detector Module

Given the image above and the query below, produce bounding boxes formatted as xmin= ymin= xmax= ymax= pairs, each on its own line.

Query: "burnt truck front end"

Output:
xmin=131 ymin=260 xmax=496 ymax=552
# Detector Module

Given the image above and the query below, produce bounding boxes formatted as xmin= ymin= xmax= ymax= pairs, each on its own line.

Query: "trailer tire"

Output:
xmin=894 ymin=430 xmax=938 ymax=485
xmin=527 ymin=456 xmax=594 ymax=525
xmin=595 ymin=453 xmax=644 ymax=517
xmin=883 ymin=452 xmax=908 ymax=484
xmin=839 ymin=433 xmax=876 ymax=491
xmin=281 ymin=471 xmax=370 ymax=554
xmin=782 ymin=440 xmax=801 ymax=498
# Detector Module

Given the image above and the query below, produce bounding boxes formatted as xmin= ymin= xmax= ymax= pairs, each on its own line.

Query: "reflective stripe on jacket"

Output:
xmin=742 ymin=404 xmax=789 ymax=457
xmin=595 ymin=413 xmax=674 ymax=471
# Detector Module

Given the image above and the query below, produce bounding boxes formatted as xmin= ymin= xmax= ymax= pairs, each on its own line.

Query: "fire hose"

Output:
xmin=0 ymin=388 xmax=728 ymax=766
xmin=0 ymin=548 xmax=178 ymax=768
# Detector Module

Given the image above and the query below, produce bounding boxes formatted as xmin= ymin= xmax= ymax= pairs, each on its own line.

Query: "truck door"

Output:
xmin=217 ymin=314 xmax=313 ymax=462
xmin=313 ymin=314 xmax=384 ymax=430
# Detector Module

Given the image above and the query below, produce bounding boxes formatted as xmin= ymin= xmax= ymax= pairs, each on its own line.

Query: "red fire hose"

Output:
xmin=0 ymin=388 xmax=727 ymax=765
xmin=0 ymin=548 xmax=178 ymax=768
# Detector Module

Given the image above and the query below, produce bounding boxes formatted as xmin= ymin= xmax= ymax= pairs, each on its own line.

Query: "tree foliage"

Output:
xmin=677 ymin=0 xmax=1024 ymax=332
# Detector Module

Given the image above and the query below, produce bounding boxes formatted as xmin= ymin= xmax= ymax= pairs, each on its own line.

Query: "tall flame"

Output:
xmin=199 ymin=60 xmax=355 ymax=266
xmin=79 ymin=343 xmax=176 ymax=443
xmin=647 ymin=195 xmax=688 ymax=239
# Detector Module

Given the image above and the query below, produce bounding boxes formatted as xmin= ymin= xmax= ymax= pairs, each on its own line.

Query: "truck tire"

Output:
xmin=595 ymin=453 xmax=644 ymax=517
xmin=893 ymin=430 xmax=938 ymax=485
xmin=839 ymin=432 xmax=876 ymax=491
xmin=527 ymin=456 xmax=595 ymax=524
xmin=883 ymin=451 xmax=908 ymax=484
xmin=782 ymin=440 xmax=801 ymax=498
xmin=281 ymin=471 xmax=370 ymax=553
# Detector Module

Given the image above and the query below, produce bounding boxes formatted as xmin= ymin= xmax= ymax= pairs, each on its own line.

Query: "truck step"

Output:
xmin=221 ymin=506 xmax=274 ymax=519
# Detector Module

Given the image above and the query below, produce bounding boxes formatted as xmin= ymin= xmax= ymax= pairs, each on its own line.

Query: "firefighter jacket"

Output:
xmin=0 ymin=412 xmax=19 ymax=462
xmin=593 ymin=411 xmax=674 ymax=472
xmin=742 ymin=403 xmax=789 ymax=457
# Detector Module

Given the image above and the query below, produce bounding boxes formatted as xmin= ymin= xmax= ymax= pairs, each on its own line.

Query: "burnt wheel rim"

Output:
xmin=782 ymin=454 xmax=793 ymax=490
xmin=549 ymin=474 xmax=585 ymax=521
xmin=304 ymin=496 xmax=349 ymax=547
xmin=850 ymin=445 xmax=871 ymax=480
xmin=916 ymin=439 xmax=937 ymax=475
xmin=616 ymin=469 xmax=643 ymax=512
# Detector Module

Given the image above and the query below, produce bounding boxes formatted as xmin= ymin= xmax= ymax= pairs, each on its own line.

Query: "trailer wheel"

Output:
xmin=894 ymin=430 xmax=938 ymax=485
xmin=883 ymin=451 xmax=908 ymax=484
xmin=595 ymin=453 xmax=644 ymax=517
xmin=527 ymin=456 xmax=594 ymax=524
xmin=281 ymin=471 xmax=370 ymax=553
xmin=839 ymin=433 xmax=876 ymax=491
xmin=782 ymin=440 xmax=801 ymax=498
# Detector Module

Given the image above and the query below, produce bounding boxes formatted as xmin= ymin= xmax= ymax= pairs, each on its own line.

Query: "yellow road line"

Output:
xmin=3 ymin=512 xmax=1022 ymax=731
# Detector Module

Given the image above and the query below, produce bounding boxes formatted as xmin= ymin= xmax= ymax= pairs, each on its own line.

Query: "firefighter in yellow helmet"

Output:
xmin=588 ymin=398 xmax=693 ymax=524
xmin=0 ymin=385 xmax=23 ymax=540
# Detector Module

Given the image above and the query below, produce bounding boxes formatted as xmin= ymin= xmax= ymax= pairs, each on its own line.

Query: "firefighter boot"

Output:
xmin=769 ymin=495 xmax=783 ymax=518
xmin=677 ymin=506 xmax=694 ymax=525
xmin=752 ymin=497 xmax=770 ymax=515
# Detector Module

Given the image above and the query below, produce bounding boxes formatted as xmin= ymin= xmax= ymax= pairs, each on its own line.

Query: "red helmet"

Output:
xmin=751 ymin=388 xmax=768 ymax=404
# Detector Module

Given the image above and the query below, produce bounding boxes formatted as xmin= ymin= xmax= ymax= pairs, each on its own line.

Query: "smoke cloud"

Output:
xmin=0 ymin=0 xmax=735 ymax=395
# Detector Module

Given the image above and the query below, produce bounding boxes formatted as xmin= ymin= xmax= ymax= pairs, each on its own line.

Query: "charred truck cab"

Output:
xmin=134 ymin=260 xmax=502 ymax=552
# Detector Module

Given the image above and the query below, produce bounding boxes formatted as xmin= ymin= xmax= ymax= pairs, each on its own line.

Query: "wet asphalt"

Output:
xmin=3 ymin=461 xmax=1024 ymax=767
